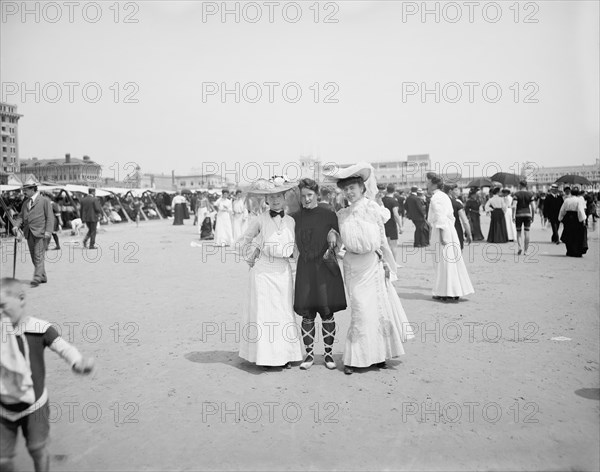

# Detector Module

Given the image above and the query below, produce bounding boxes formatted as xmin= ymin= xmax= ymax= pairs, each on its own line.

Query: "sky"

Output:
xmin=1 ymin=0 xmax=598 ymax=183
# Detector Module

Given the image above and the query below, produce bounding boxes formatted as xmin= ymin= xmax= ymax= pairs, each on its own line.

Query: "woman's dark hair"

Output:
xmin=571 ymin=187 xmax=580 ymax=196
xmin=491 ymin=186 xmax=501 ymax=195
xmin=425 ymin=172 xmax=444 ymax=189
xmin=298 ymin=178 xmax=319 ymax=194
xmin=442 ymin=183 xmax=457 ymax=194
xmin=468 ymin=187 xmax=479 ymax=197
xmin=336 ymin=176 xmax=366 ymax=193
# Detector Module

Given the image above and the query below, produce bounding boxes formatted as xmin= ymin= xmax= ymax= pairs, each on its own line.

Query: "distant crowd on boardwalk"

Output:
xmin=169 ymin=180 xmax=597 ymax=259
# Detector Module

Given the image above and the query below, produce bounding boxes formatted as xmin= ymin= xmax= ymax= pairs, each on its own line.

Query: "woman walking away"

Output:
xmin=427 ymin=173 xmax=474 ymax=302
xmin=559 ymin=187 xmax=588 ymax=257
xmin=485 ymin=187 xmax=508 ymax=243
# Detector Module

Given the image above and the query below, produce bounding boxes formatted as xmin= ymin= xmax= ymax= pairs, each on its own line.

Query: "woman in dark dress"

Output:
xmin=292 ymin=178 xmax=347 ymax=371
xmin=172 ymin=192 xmax=186 ymax=225
xmin=485 ymin=186 xmax=509 ymax=243
xmin=559 ymin=187 xmax=588 ymax=257
xmin=465 ymin=188 xmax=485 ymax=241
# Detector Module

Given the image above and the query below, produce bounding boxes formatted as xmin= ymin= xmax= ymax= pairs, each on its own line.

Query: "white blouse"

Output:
xmin=337 ymin=198 xmax=385 ymax=254
xmin=485 ymin=195 xmax=507 ymax=211
xmin=238 ymin=211 xmax=295 ymax=259
xmin=215 ymin=198 xmax=232 ymax=213
xmin=427 ymin=190 xmax=455 ymax=231
xmin=559 ymin=196 xmax=586 ymax=223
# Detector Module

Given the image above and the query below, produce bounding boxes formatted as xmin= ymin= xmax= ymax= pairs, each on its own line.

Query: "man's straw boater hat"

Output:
xmin=247 ymin=176 xmax=296 ymax=195
xmin=21 ymin=176 xmax=40 ymax=189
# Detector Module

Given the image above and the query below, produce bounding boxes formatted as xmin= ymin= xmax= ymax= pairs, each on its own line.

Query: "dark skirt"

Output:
xmin=173 ymin=203 xmax=185 ymax=225
xmin=468 ymin=211 xmax=485 ymax=241
xmin=454 ymin=220 xmax=464 ymax=250
xmin=294 ymin=257 xmax=347 ymax=318
xmin=560 ymin=211 xmax=588 ymax=257
xmin=487 ymin=208 xmax=508 ymax=243
xmin=200 ymin=217 xmax=214 ymax=240
xmin=413 ymin=220 xmax=430 ymax=247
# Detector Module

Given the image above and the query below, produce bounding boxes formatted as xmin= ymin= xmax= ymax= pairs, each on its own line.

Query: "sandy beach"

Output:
xmin=2 ymin=215 xmax=598 ymax=472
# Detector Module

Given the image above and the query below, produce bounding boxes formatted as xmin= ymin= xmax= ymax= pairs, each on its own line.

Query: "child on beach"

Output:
xmin=0 ymin=278 xmax=94 ymax=472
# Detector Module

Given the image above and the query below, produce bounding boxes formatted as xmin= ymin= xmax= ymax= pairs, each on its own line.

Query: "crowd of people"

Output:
xmin=0 ymin=167 xmax=597 ymax=471
xmin=480 ymin=182 xmax=595 ymax=258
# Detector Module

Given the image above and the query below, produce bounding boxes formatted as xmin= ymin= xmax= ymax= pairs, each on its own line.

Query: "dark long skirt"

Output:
xmin=294 ymin=257 xmax=347 ymax=318
xmin=560 ymin=211 xmax=588 ymax=257
xmin=173 ymin=203 xmax=185 ymax=225
xmin=200 ymin=217 xmax=214 ymax=240
xmin=413 ymin=220 xmax=430 ymax=247
xmin=487 ymin=208 xmax=508 ymax=243
xmin=454 ymin=220 xmax=464 ymax=250
xmin=468 ymin=211 xmax=485 ymax=241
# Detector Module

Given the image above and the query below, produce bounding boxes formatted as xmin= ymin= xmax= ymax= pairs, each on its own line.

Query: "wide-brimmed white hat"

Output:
xmin=323 ymin=162 xmax=372 ymax=182
xmin=247 ymin=176 xmax=296 ymax=195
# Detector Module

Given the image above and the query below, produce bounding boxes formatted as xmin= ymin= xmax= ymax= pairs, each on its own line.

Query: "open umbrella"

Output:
xmin=490 ymin=172 xmax=521 ymax=186
xmin=555 ymin=174 xmax=591 ymax=186
xmin=466 ymin=177 xmax=493 ymax=188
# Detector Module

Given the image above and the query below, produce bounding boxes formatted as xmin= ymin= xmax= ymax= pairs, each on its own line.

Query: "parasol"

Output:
xmin=489 ymin=172 xmax=521 ymax=186
xmin=555 ymin=175 xmax=591 ymax=186
xmin=466 ymin=177 xmax=494 ymax=188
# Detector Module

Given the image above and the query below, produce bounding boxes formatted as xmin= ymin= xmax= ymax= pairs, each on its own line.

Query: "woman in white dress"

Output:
xmin=326 ymin=162 xmax=414 ymax=375
xmin=426 ymin=172 xmax=474 ymax=302
xmin=231 ymin=190 xmax=249 ymax=241
xmin=213 ymin=190 xmax=234 ymax=246
xmin=237 ymin=177 xmax=303 ymax=368
xmin=502 ymin=188 xmax=516 ymax=241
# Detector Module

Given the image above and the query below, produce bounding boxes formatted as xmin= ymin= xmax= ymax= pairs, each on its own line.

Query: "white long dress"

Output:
xmin=337 ymin=197 xmax=414 ymax=368
xmin=232 ymin=198 xmax=249 ymax=241
xmin=237 ymin=211 xmax=303 ymax=366
xmin=503 ymin=195 xmax=516 ymax=241
xmin=214 ymin=198 xmax=234 ymax=246
xmin=428 ymin=190 xmax=475 ymax=297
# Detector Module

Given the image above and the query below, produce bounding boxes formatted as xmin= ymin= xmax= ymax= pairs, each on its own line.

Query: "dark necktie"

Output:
xmin=270 ymin=210 xmax=284 ymax=218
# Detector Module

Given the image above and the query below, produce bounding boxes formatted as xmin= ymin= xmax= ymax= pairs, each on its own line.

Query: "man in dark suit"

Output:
xmin=12 ymin=181 xmax=55 ymax=287
xmin=543 ymin=184 xmax=563 ymax=244
xmin=405 ymin=186 xmax=430 ymax=247
xmin=80 ymin=188 xmax=103 ymax=249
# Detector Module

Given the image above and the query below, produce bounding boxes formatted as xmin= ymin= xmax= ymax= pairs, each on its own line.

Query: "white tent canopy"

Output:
xmin=0 ymin=184 xmax=20 ymax=193
xmin=64 ymin=184 xmax=112 ymax=197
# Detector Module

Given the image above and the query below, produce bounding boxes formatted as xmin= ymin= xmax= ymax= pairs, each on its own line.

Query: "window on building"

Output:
xmin=181 ymin=181 xmax=186 ymax=186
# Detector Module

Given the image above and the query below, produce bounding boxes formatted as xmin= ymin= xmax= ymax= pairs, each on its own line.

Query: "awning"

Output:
xmin=65 ymin=184 xmax=112 ymax=197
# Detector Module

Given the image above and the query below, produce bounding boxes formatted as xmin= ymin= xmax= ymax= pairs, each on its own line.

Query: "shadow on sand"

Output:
xmin=184 ymin=350 xmax=270 ymax=376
